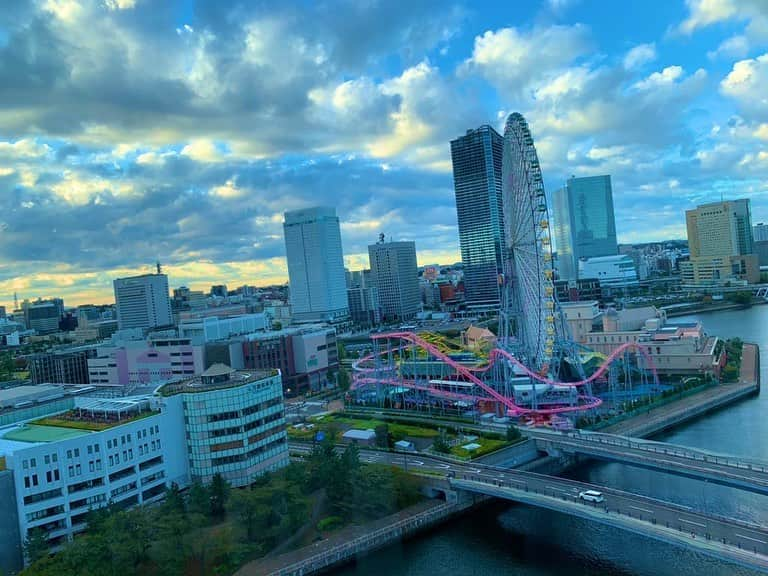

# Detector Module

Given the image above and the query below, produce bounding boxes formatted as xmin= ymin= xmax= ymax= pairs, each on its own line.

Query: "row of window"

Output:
xmin=210 ymin=436 xmax=286 ymax=468
xmin=22 ymin=453 xmax=59 ymax=470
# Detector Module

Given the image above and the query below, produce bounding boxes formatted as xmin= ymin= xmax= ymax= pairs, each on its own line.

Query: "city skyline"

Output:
xmin=1 ymin=1 xmax=768 ymax=308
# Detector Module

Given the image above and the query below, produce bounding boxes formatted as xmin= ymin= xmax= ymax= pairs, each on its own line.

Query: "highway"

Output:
xmin=290 ymin=442 xmax=768 ymax=573
xmin=523 ymin=427 xmax=768 ymax=495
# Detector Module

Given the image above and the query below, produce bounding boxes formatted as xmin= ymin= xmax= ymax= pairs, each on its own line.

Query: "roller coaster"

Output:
xmin=349 ymin=113 xmax=660 ymax=421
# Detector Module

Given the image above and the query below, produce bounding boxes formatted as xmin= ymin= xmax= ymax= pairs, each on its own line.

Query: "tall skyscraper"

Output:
xmin=368 ymin=237 xmax=420 ymax=322
xmin=283 ymin=206 xmax=349 ymax=323
xmin=113 ymin=273 xmax=172 ymax=330
xmin=553 ymin=175 xmax=618 ymax=281
xmin=450 ymin=125 xmax=504 ymax=310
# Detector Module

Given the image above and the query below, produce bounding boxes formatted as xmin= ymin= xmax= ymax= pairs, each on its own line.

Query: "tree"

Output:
xmin=228 ymin=489 xmax=267 ymax=542
xmin=506 ymin=426 xmax=521 ymax=442
xmin=24 ymin=528 xmax=49 ymax=565
xmin=209 ymin=473 xmax=230 ymax=518
xmin=374 ymin=424 xmax=391 ymax=449
xmin=432 ymin=429 xmax=450 ymax=454
xmin=337 ymin=366 xmax=351 ymax=392
xmin=187 ymin=479 xmax=210 ymax=517
xmin=162 ymin=482 xmax=185 ymax=516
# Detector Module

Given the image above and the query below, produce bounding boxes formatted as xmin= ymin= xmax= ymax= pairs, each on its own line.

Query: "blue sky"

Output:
xmin=0 ymin=0 xmax=767 ymax=307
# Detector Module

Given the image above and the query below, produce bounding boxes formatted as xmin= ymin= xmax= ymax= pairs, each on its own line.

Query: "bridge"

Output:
xmin=289 ymin=443 xmax=768 ymax=573
xmin=523 ymin=427 xmax=768 ymax=495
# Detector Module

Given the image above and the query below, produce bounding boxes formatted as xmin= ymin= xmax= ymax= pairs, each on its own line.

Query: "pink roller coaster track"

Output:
xmin=351 ymin=332 xmax=660 ymax=416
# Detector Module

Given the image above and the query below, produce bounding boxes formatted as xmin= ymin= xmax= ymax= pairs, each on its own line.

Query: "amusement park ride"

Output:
xmin=351 ymin=113 xmax=660 ymax=424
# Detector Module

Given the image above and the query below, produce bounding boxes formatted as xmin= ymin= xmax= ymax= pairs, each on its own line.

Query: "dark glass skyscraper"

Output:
xmin=553 ymin=175 xmax=618 ymax=280
xmin=450 ymin=125 xmax=504 ymax=309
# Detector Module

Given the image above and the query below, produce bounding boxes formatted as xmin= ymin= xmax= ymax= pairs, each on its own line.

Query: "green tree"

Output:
xmin=187 ymin=479 xmax=210 ymax=517
xmin=374 ymin=424 xmax=390 ymax=449
xmin=228 ymin=488 xmax=268 ymax=542
xmin=162 ymin=482 xmax=185 ymax=516
xmin=506 ymin=426 xmax=521 ymax=442
xmin=432 ymin=429 xmax=450 ymax=454
xmin=24 ymin=528 xmax=49 ymax=565
xmin=337 ymin=366 xmax=351 ymax=392
xmin=209 ymin=473 xmax=230 ymax=519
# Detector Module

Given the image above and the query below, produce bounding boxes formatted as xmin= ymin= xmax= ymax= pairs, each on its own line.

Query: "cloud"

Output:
xmin=181 ymin=140 xmax=227 ymax=163
xmin=678 ymin=0 xmax=768 ymax=39
xmin=708 ymin=35 xmax=750 ymax=60
xmin=721 ymin=53 xmax=768 ymax=119
xmin=462 ymin=24 xmax=591 ymax=95
xmin=633 ymin=65 xmax=684 ymax=90
xmin=623 ymin=43 xmax=657 ymax=69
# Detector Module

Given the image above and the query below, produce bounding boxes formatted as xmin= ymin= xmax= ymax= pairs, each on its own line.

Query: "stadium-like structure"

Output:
xmin=350 ymin=113 xmax=659 ymax=419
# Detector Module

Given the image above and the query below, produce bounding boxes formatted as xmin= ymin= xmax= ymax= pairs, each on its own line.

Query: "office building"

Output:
xmin=368 ymin=238 xmax=420 ymax=322
xmin=113 ymin=274 xmax=172 ymax=331
xmin=450 ymin=125 xmax=505 ymax=309
xmin=23 ymin=299 xmax=64 ymax=335
xmin=553 ymin=175 xmax=618 ymax=281
xmin=681 ymin=199 xmax=759 ymax=284
xmin=28 ymin=347 xmax=97 ymax=385
xmin=283 ymin=207 xmax=349 ymax=323
xmin=754 ymin=222 xmax=768 ymax=242
xmin=578 ymin=255 xmax=638 ymax=287
xmin=159 ymin=365 xmax=288 ymax=487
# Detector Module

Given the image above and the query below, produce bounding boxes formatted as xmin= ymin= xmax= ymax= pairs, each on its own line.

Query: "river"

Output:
xmin=334 ymin=305 xmax=768 ymax=576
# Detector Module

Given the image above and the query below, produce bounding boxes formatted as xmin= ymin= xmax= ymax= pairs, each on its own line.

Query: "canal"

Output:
xmin=334 ymin=305 xmax=768 ymax=576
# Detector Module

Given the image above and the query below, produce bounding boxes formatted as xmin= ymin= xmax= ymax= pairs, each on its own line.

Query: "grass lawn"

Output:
xmin=449 ymin=437 xmax=509 ymax=459
xmin=288 ymin=414 xmax=442 ymax=442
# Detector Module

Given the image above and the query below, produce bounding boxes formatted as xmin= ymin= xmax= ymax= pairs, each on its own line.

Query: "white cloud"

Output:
xmin=586 ymin=145 xmax=625 ymax=160
xmin=0 ymin=139 xmax=51 ymax=159
xmin=181 ymin=139 xmax=227 ymax=163
xmin=707 ymin=35 xmax=750 ymax=60
xmin=754 ymin=123 xmax=768 ymax=140
xmin=49 ymin=170 xmax=138 ymax=205
xmin=623 ymin=43 xmax=656 ymax=69
xmin=462 ymin=25 xmax=590 ymax=94
xmin=43 ymin=0 xmax=84 ymax=23
xmin=104 ymin=0 xmax=137 ymax=10
xmin=721 ymin=53 xmax=768 ymax=117
xmin=633 ymin=65 xmax=684 ymax=90
xmin=679 ymin=0 xmax=738 ymax=34
xmin=210 ymin=178 xmax=245 ymax=199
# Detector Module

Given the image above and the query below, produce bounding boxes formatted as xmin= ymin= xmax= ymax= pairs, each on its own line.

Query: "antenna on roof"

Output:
xmin=13 ymin=292 xmax=18 ymax=310
xmin=156 ymin=260 xmax=162 ymax=274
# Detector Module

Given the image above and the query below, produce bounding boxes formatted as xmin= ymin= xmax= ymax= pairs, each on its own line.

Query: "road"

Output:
xmin=524 ymin=427 xmax=768 ymax=494
xmin=290 ymin=443 xmax=768 ymax=573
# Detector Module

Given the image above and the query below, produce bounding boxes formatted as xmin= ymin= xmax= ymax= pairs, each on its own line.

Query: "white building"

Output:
xmin=0 ymin=367 xmax=288 ymax=571
xmin=0 ymin=396 xmax=188 ymax=556
xmin=368 ymin=238 xmax=420 ymax=322
xmin=283 ymin=207 xmax=349 ymax=323
xmin=113 ymin=274 xmax=172 ymax=331
xmin=178 ymin=313 xmax=268 ymax=344
xmin=754 ymin=222 xmax=768 ymax=242
xmin=578 ymin=254 xmax=638 ymax=287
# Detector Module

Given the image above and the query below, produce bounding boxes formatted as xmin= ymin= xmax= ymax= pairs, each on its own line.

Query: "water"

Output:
xmin=334 ymin=306 xmax=768 ymax=576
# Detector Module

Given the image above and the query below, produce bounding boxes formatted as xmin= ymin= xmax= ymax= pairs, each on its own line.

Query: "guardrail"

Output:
xmin=266 ymin=502 xmax=461 ymax=576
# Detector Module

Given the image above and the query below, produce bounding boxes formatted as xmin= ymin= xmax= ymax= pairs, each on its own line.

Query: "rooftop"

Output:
xmin=2 ymin=424 xmax=91 ymax=443
xmin=159 ymin=367 xmax=278 ymax=396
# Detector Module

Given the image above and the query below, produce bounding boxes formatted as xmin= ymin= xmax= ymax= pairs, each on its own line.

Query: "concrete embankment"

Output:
xmin=236 ymin=493 xmax=482 ymax=576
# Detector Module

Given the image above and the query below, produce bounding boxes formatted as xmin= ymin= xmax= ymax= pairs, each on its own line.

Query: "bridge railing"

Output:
xmin=267 ymin=502 xmax=459 ymax=576
xmin=565 ymin=431 xmax=768 ymax=473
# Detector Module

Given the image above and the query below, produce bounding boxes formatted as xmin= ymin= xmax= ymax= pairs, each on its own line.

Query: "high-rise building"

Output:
xmin=283 ymin=207 xmax=349 ymax=323
xmin=553 ymin=175 xmax=618 ymax=281
xmin=752 ymin=222 xmax=768 ymax=242
xmin=681 ymin=199 xmax=759 ymax=284
xmin=113 ymin=273 xmax=173 ymax=331
xmin=368 ymin=237 xmax=420 ymax=322
xmin=450 ymin=125 xmax=505 ymax=309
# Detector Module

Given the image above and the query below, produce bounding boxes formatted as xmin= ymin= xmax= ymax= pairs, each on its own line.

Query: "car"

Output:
xmin=578 ymin=490 xmax=605 ymax=503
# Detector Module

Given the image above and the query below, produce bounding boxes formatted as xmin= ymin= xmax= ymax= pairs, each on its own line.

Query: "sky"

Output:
xmin=1 ymin=0 xmax=767 ymax=309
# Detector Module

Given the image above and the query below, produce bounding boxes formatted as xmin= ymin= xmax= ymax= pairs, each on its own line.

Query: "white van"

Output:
xmin=578 ymin=490 xmax=605 ymax=503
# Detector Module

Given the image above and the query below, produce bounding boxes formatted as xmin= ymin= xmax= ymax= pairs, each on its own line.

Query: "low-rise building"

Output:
xmin=578 ymin=255 xmax=638 ymax=287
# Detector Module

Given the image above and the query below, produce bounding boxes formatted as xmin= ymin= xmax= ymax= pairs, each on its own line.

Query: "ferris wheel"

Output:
xmin=499 ymin=113 xmax=557 ymax=373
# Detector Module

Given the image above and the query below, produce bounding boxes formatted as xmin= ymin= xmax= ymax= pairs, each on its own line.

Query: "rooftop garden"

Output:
xmin=31 ymin=409 xmax=157 ymax=431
